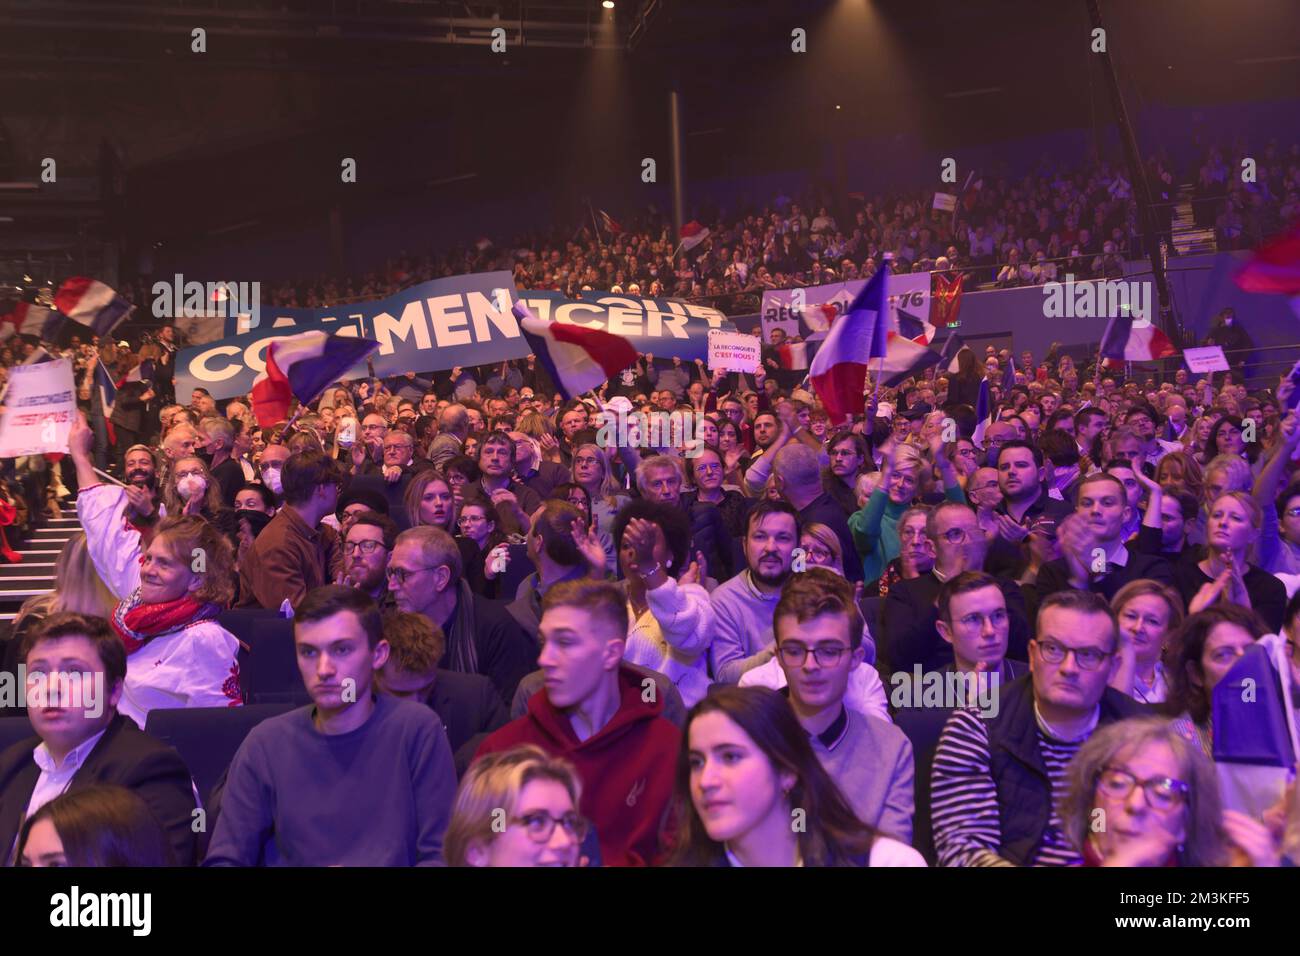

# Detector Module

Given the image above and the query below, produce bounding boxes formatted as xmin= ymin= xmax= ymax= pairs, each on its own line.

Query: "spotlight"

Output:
xmin=602 ymin=1 xmax=614 ymax=8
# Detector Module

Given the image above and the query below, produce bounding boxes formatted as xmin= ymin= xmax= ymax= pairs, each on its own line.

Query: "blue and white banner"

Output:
xmin=177 ymin=273 xmax=734 ymax=401
xmin=761 ymin=271 xmax=933 ymax=345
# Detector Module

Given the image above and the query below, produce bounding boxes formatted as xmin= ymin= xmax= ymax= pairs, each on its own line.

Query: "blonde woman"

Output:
xmin=3 ymin=533 xmax=118 ymax=716
xmin=571 ymin=442 xmax=630 ymax=570
xmin=445 ymin=745 xmax=588 ymax=867
xmin=1109 ymin=579 xmax=1186 ymax=704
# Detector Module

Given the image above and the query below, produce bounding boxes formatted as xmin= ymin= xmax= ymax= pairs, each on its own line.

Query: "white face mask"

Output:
xmin=177 ymin=474 xmax=207 ymax=501
xmin=262 ymin=466 xmax=283 ymax=495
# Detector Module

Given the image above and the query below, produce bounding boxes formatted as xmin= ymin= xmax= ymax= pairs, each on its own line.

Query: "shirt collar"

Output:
xmin=743 ymin=570 xmax=783 ymax=602
xmin=33 ymin=726 xmax=109 ymax=775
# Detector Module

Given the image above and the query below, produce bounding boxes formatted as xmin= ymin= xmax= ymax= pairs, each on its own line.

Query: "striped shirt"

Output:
xmin=930 ymin=708 xmax=1083 ymax=867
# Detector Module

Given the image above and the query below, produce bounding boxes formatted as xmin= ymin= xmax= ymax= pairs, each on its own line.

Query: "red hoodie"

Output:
xmin=475 ymin=665 xmax=680 ymax=867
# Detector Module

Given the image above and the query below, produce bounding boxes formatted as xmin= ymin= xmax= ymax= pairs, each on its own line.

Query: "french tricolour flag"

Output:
xmin=513 ymin=301 xmax=637 ymax=401
xmin=54 ymin=277 xmax=133 ymax=337
xmin=251 ymin=330 xmax=381 ymax=428
xmin=1100 ymin=312 xmax=1177 ymax=365
xmin=0 ymin=302 xmax=63 ymax=342
xmin=809 ymin=261 xmax=890 ymax=425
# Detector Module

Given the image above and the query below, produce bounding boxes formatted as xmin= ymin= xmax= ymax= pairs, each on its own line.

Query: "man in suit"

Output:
xmin=0 ymin=613 xmax=198 ymax=865
xmin=375 ymin=611 xmax=509 ymax=776
xmin=1035 ymin=473 xmax=1175 ymax=603
xmin=882 ymin=502 xmax=1031 ymax=678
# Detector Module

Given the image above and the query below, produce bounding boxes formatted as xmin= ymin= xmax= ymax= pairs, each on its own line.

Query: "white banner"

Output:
xmin=1183 ymin=346 xmax=1230 ymax=373
xmin=0 ymin=359 xmax=77 ymax=458
xmin=707 ymin=329 xmax=762 ymax=373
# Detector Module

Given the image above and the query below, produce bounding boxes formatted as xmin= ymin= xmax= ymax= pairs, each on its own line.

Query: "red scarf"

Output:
xmin=112 ymin=589 xmax=219 ymax=655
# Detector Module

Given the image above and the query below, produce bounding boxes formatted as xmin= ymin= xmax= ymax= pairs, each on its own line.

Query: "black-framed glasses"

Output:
xmin=1096 ymin=766 xmax=1189 ymax=812
xmin=511 ymin=811 xmax=590 ymax=844
xmin=343 ymin=540 xmax=386 ymax=555
xmin=940 ymin=527 xmax=972 ymax=544
xmin=777 ymin=643 xmax=850 ymax=667
xmin=1034 ymin=638 xmax=1112 ymax=671
xmin=384 ymin=565 xmax=441 ymax=585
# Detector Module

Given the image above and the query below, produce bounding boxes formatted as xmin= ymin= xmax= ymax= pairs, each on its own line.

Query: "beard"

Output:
xmin=128 ymin=471 xmax=156 ymax=490
xmin=750 ymin=561 xmax=791 ymax=589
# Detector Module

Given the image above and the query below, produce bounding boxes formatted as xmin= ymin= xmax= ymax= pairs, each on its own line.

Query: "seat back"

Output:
xmin=144 ymin=703 xmax=297 ymax=806
xmin=0 ymin=715 xmax=34 ymax=754
xmin=891 ymin=705 xmax=954 ymax=865
xmin=218 ymin=609 xmax=300 ymax=704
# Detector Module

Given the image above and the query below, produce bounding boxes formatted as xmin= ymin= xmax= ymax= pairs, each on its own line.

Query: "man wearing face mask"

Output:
xmin=257 ymin=443 xmax=291 ymax=498
xmin=199 ymin=416 xmax=245 ymax=507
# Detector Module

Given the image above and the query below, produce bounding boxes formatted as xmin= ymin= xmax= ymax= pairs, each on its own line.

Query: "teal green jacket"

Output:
xmin=849 ymin=480 xmax=967 ymax=583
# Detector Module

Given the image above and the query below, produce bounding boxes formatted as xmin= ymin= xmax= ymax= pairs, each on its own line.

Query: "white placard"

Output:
xmin=1183 ymin=346 xmax=1229 ymax=373
xmin=932 ymin=192 xmax=957 ymax=213
xmin=707 ymin=330 xmax=762 ymax=373
xmin=0 ymin=359 xmax=77 ymax=458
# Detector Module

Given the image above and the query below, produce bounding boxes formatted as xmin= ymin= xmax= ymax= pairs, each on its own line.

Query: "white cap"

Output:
xmin=876 ymin=402 xmax=894 ymax=419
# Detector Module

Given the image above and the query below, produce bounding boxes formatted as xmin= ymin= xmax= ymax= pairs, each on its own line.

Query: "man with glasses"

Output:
xmin=388 ymin=526 xmax=536 ymax=705
xmin=1124 ymin=403 xmax=1180 ymax=469
xmin=979 ymin=421 xmax=1017 ymax=468
xmin=342 ymin=511 xmax=399 ymax=610
xmin=931 ymin=590 xmax=1143 ymax=867
xmin=238 ymin=450 xmax=345 ymax=610
xmin=774 ymin=569 xmax=914 ymax=841
xmin=882 ymin=503 xmax=1031 ymax=678
xmin=349 ymin=412 xmax=390 ymax=475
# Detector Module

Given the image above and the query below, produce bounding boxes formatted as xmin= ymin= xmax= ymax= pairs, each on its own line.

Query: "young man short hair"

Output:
xmin=475 ymin=579 xmax=679 ymax=867
xmin=0 ymin=613 xmax=198 ymax=865
xmin=205 ymin=586 xmax=457 ymax=866
xmin=773 ymin=569 xmax=914 ymax=841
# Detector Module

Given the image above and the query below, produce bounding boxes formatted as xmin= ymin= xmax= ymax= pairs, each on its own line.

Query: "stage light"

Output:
xmin=602 ymin=1 xmax=614 ymax=8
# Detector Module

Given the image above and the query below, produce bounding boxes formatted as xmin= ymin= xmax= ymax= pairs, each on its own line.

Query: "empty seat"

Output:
xmin=144 ymin=702 xmax=297 ymax=807
xmin=218 ymin=609 xmax=301 ymax=704
xmin=0 ymin=715 xmax=34 ymax=754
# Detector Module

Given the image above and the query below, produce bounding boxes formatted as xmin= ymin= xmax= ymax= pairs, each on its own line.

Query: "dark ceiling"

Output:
xmin=0 ymin=0 xmax=1297 ymax=272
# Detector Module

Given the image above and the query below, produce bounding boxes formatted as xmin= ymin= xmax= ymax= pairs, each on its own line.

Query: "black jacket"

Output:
xmin=429 ymin=669 xmax=510 ymax=777
xmin=1035 ymin=547 xmax=1175 ymax=604
xmin=880 ymin=572 xmax=1031 ymax=678
xmin=0 ymin=713 xmax=198 ymax=865
xmin=987 ymin=676 xmax=1146 ymax=866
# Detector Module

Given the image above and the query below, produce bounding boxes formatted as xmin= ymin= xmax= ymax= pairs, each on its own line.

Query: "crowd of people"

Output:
xmin=0 ymin=314 xmax=1297 ymax=868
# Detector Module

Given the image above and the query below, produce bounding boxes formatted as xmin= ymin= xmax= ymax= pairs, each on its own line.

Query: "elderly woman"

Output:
xmin=1060 ymin=717 xmax=1229 ymax=866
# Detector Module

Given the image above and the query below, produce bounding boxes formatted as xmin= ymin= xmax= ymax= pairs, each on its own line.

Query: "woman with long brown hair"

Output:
xmin=669 ymin=686 xmax=923 ymax=867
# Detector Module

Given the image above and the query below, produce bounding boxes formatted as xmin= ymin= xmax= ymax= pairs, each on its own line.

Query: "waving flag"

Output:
xmin=776 ymin=341 xmax=809 ymax=371
xmin=0 ymin=301 xmax=63 ymax=342
xmin=514 ymin=302 xmax=637 ymax=402
xmin=1233 ymin=224 xmax=1300 ymax=294
xmin=808 ymin=262 xmax=890 ymax=424
xmin=1212 ymin=640 xmax=1298 ymax=817
xmin=940 ymin=333 xmax=968 ymax=373
xmin=1002 ymin=353 xmax=1016 ymax=391
xmin=251 ymin=330 xmax=381 ymax=428
xmin=54 ymin=277 xmax=133 ymax=337
xmin=879 ymin=334 xmax=942 ymax=388
xmin=972 ymin=378 xmax=992 ymax=446
xmin=597 ymin=209 xmax=624 ymax=235
xmin=1100 ymin=312 xmax=1177 ymax=365
xmin=94 ymin=358 xmax=117 ymax=419
xmin=679 ymin=220 xmax=711 ymax=255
